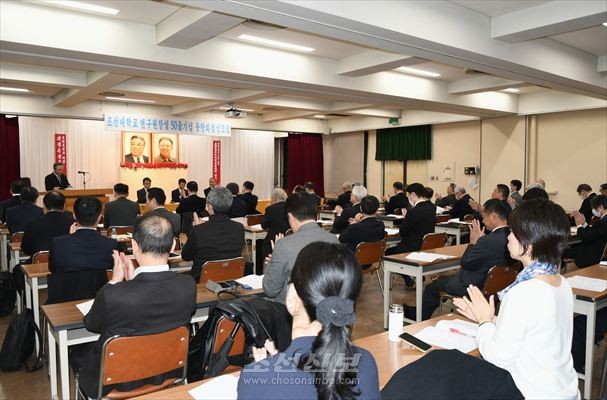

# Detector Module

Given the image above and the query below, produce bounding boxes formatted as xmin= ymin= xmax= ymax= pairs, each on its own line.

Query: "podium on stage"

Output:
xmin=40 ymin=188 xmax=113 ymax=211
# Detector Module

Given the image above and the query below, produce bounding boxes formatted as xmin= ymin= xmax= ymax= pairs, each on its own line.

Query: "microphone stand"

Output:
xmin=78 ymin=171 xmax=87 ymax=189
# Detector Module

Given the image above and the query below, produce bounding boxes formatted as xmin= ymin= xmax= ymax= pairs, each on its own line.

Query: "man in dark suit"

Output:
xmin=49 ymin=196 xmax=118 ymax=273
xmin=176 ymin=181 xmax=206 ymax=215
xmin=446 ymin=186 xmax=475 ymax=220
xmin=406 ymin=199 xmax=512 ymax=320
xmin=304 ymin=182 xmax=321 ymax=206
xmin=44 ymin=162 xmax=71 ymax=191
xmin=332 ymin=185 xmax=367 ymax=233
xmin=145 ymin=188 xmax=181 ymax=237
xmin=21 ymin=191 xmax=73 ymax=262
xmin=261 ymin=188 xmax=290 ymax=263
xmin=565 ymin=195 xmax=607 ymax=268
xmin=226 ymin=182 xmax=247 ymax=218
xmin=577 ymin=184 xmax=597 ymax=224
xmin=336 ymin=182 xmax=353 ymax=209
xmin=6 ymin=186 xmax=44 ymax=233
xmin=123 ymin=135 xmax=149 ymax=163
xmin=74 ymin=213 xmax=196 ymax=398
xmin=339 ymin=195 xmax=386 ymax=253
xmin=0 ymin=180 xmax=25 ymax=223
xmin=103 ymin=183 xmax=140 ymax=228
xmin=383 ymin=182 xmax=410 ymax=214
xmin=238 ymin=180 xmax=259 ymax=215
xmin=203 ymin=177 xmax=217 ymax=198
xmin=181 ymin=186 xmax=244 ymax=283
xmin=171 ymin=178 xmax=189 ymax=203
xmin=136 ymin=177 xmax=151 ymax=204
xmin=435 ymin=183 xmax=457 ymax=209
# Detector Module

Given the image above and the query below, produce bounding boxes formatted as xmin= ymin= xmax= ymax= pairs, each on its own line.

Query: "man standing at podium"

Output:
xmin=44 ymin=162 xmax=71 ymax=191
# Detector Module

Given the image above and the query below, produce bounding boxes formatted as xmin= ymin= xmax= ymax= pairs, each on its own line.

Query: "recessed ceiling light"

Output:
xmin=0 ymin=86 xmax=30 ymax=93
xmin=218 ymin=106 xmax=254 ymax=112
xmin=313 ymin=115 xmax=326 ymax=119
xmin=501 ymin=88 xmax=520 ymax=93
xmin=396 ymin=66 xmax=441 ymax=78
xmin=603 ymin=22 xmax=607 ymax=27
xmin=105 ymin=96 xmax=156 ymax=104
xmin=43 ymin=1 xmax=119 ymax=15
xmin=237 ymin=34 xmax=314 ymax=52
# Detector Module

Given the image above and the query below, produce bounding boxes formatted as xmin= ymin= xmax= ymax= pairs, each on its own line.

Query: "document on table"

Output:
xmin=236 ymin=274 xmax=264 ymax=289
xmin=249 ymin=224 xmax=263 ymax=230
xmin=386 ymin=214 xmax=405 ymax=219
xmin=385 ymin=228 xmax=399 ymax=235
xmin=317 ymin=220 xmax=333 ymax=226
xmin=447 ymin=218 xmax=470 ymax=224
xmin=189 ymin=374 xmax=239 ymax=400
xmin=76 ymin=299 xmax=94 ymax=316
xmin=414 ymin=319 xmax=478 ymax=353
xmin=405 ymin=252 xmax=455 ymax=263
xmin=567 ymin=276 xmax=607 ymax=292
xmin=570 ymin=227 xmax=578 ymax=235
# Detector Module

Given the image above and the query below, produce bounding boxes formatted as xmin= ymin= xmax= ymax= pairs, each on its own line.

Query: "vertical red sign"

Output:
xmin=212 ymin=140 xmax=221 ymax=184
xmin=54 ymin=133 xmax=67 ymax=174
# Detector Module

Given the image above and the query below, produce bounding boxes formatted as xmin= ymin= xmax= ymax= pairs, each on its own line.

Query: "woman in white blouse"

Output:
xmin=454 ymin=199 xmax=578 ymax=399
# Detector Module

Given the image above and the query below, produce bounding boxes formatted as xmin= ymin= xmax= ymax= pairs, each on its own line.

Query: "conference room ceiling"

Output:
xmin=0 ymin=0 xmax=605 ymax=123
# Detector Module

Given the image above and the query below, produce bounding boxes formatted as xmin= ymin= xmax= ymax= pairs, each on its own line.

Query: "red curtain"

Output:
xmin=0 ymin=115 xmax=20 ymax=200
xmin=287 ymin=133 xmax=324 ymax=197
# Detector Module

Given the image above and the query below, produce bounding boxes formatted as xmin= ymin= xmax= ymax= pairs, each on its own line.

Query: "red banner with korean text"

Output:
xmin=212 ymin=140 xmax=221 ymax=184
xmin=54 ymin=133 xmax=67 ymax=174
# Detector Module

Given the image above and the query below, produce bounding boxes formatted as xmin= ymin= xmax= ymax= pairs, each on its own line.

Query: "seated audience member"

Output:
xmin=445 ymin=186 xmax=474 ymax=220
xmin=176 ymin=181 xmax=206 ymax=216
xmin=21 ymin=191 xmax=74 ymax=262
xmin=470 ymin=184 xmax=510 ymax=217
xmin=6 ymin=186 xmax=43 ymax=233
xmin=263 ymin=193 xmax=339 ymax=304
xmin=564 ymin=195 xmax=607 ymax=268
xmin=0 ymin=180 xmax=24 ymax=223
xmin=534 ymin=178 xmax=546 ymax=189
xmin=423 ymin=187 xmax=435 ymax=202
xmin=454 ymin=199 xmax=578 ymax=399
xmin=522 ymin=186 xmax=549 ymax=201
xmin=303 ymin=182 xmax=321 ymax=206
xmin=292 ymin=184 xmax=305 ymax=194
xmin=181 ymin=187 xmax=244 ymax=283
xmin=238 ymin=242 xmax=380 ymax=399
xmin=383 ymin=182 xmax=410 ymax=214
xmin=600 ymin=183 xmax=607 ymax=196
xmin=336 ymin=181 xmax=353 ymax=208
xmin=203 ymin=177 xmax=217 ymax=198
xmin=146 ymin=188 xmax=181 ymax=237
xmin=226 ymin=182 xmax=247 ymax=218
xmin=238 ymin=180 xmax=259 ymax=215
xmin=406 ymin=199 xmax=512 ymax=320
xmin=72 ymin=214 xmax=196 ymax=398
xmin=171 ymin=178 xmax=189 ymax=203
xmin=136 ymin=177 xmax=151 ymax=204
xmin=103 ymin=183 xmax=139 ymax=228
xmin=577 ymin=184 xmax=597 ymax=224
xmin=19 ymin=177 xmax=32 ymax=187
xmin=339 ymin=195 xmax=386 ymax=253
xmin=261 ymin=188 xmax=290 ymax=262
xmin=49 ymin=196 xmax=118 ymax=273
xmin=434 ymin=183 xmax=457 ymax=209
xmin=333 ymin=185 xmax=368 ymax=234
xmin=509 ymin=179 xmax=523 ymax=207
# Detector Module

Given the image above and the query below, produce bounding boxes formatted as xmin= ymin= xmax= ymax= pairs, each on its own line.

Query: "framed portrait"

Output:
xmin=152 ymin=133 xmax=179 ymax=164
xmin=122 ymin=132 xmax=151 ymax=163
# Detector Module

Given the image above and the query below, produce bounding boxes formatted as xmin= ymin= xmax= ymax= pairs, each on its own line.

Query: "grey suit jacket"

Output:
xmin=150 ymin=207 xmax=181 ymax=237
xmin=103 ymin=197 xmax=140 ymax=228
xmin=263 ymin=222 xmax=340 ymax=304
xmin=510 ymin=191 xmax=523 ymax=207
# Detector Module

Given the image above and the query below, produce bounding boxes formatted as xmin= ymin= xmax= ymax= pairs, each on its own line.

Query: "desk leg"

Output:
xmin=10 ymin=249 xmax=18 ymax=272
xmin=455 ymin=231 xmax=461 ymax=245
xmin=48 ymin=323 xmax=58 ymax=400
xmin=32 ymin=277 xmax=40 ymax=354
xmin=25 ymin=278 xmax=32 ymax=310
xmin=251 ymin=234 xmax=257 ymax=273
xmin=415 ymin=270 xmax=423 ymax=322
xmin=383 ymin=267 xmax=391 ymax=330
xmin=58 ymin=330 xmax=70 ymax=400
xmin=0 ymin=234 xmax=6 ymax=272
xmin=583 ymin=305 xmax=596 ymax=399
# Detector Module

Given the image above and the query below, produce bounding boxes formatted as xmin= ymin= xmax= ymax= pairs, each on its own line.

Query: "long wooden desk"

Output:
xmin=382 ymin=244 xmax=468 ymax=328
xmin=564 ymin=264 xmax=607 ymax=399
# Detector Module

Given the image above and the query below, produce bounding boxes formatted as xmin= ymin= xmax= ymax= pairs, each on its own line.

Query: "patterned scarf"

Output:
xmin=498 ymin=261 xmax=559 ymax=301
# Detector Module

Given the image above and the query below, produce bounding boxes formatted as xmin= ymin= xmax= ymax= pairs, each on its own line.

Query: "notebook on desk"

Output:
xmin=189 ymin=374 xmax=238 ymax=400
xmin=414 ymin=319 xmax=478 ymax=354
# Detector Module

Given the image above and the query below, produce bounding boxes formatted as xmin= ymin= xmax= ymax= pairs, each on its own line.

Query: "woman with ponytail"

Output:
xmin=237 ymin=242 xmax=380 ymax=399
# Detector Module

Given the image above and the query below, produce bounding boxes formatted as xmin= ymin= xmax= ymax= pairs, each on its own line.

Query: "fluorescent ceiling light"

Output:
xmin=219 ymin=106 xmax=254 ymax=112
xmin=105 ymin=96 xmax=156 ymax=104
xmin=238 ymin=34 xmax=314 ymax=52
xmin=501 ymin=88 xmax=520 ymax=93
xmin=313 ymin=115 xmax=326 ymax=118
xmin=603 ymin=22 xmax=607 ymax=27
xmin=0 ymin=86 xmax=30 ymax=93
xmin=43 ymin=1 xmax=119 ymax=15
xmin=396 ymin=66 xmax=441 ymax=78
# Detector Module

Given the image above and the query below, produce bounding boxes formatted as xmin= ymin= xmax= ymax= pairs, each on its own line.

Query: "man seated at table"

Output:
xmin=303 ymin=182 xmax=321 ymax=206
xmin=404 ymin=199 xmax=512 ymax=320
xmin=203 ymin=177 xmax=217 ymax=198
xmin=49 ymin=196 xmax=118 ymax=273
xmin=181 ymin=187 xmax=244 ymax=283
xmin=600 ymin=183 xmax=607 ymax=196
xmin=335 ymin=181 xmax=353 ymax=209
xmin=339 ymin=195 xmax=386 ymax=253
xmin=136 ymin=177 xmax=151 ymax=204
xmin=176 ymin=181 xmax=206 ymax=216
xmin=238 ymin=180 xmax=259 ymax=215
xmin=0 ymin=179 xmax=24 ymax=223
xmin=72 ymin=213 xmax=196 ymax=398
xmin=6 ymin=186 xmax=44 ymax=233
xmin=577 ymin=184 xmax=597 ymax=224
xmin=445 ymin=186 xmax=474 ymax=220
xmin=103 ymin=183 xmax=140 ymax=228
xmin=509 ymin=179 xmax=523 ymax=207
xmin=469 ymin=184 xmax=511 ymax=218
xmin=226 ymin=182 xmax=248 ymax=218
xmin=263 ymin=192 xmax=339 ymax=304
xmin=383 ymin=181 xmax=410 ymax=215
xmin=333 ymin=185 xmax=368 ymax=234
xmin=21 ymin=191 xmax=74 ymax=263
xmin=145 ymin=188 xmax=181 ymax=237
xmin=434 ymin=183 xmax=457 ymax=209
xmin=261 ymin=188 xmax=290 ymax=265
xmin=564 ymin=195 xmax=607 ymax=268
xmin=171 ymin=178 xmax=189 ymax=203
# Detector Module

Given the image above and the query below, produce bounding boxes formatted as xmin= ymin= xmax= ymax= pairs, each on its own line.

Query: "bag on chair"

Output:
xmin=0 ymin=309 xmax=44 ymax=372
xmin=0 ymin=271 xmax=17 ymax=317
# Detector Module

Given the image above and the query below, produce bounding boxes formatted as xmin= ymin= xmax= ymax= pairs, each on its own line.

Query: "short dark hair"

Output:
xmin=20 ymin=177 xmax=31 ymax=187
xmin=577 ymin=184 xmax=592 ymax=194
xmin=393 ymin=182 xmax=404 ymax=191
xmin=113 ymin=183 xmax=129 ymax=196
xmin=142 ymin=177 xmax=151 ymax=184
xmin=600 ymin=183 xmax=607 ymax=192
xmin=285 ymin=192 xmax=318 ymax=221
xmin=243 ymin=181 xmax=254 ymax=191
xmin=522 ymin=187 xmax=549 ymax=201
xmin=10 ymin=180 xmax=24 ymax=194
xmin=405 ymin=183 xmax=425 ymax=197
xmin=130 ymin=135 xmax=145 ymax=143
xmin=482 ymin=199 xmax=510 ymax=221
xmin=226 ymin=182 xmax=239 ymax=195
xmin=510 ymin=179 xmax=522 ymax=191
xmin=20 ymin=186 xmax=39 ymax=203
xmin=591 ymin=195 xmax=607 ymax=210
xmin=178 ymin=178 xmax=186 ymax=185
xmin=509 ymin=199 xmax=570 ymax=266
xmin=360 ymin=195 xmax=380 ymax=214
xmin=304 ymin=182 xmax=315 ymax=191
xmin=43 ymin=191 xmax=65 ymax=210
xmin=293 ymin=185 xmax=305 ymax=193
xmin=495 ymin=184 xmax=510 ymax=200
xmin=186 ymin=181 xmax=198 ymax=192
xmin=424 ymin=187 xmax=434 ymax=199
xmin=73 ymin=196 xmax=102 ymax=226
xmin=53 ymin=162 xmax=64 ymax=170
xmin=133 ymin=213 xmax=174 ymax=256
xmin=146 ymin=187 xmax=166 ymax=205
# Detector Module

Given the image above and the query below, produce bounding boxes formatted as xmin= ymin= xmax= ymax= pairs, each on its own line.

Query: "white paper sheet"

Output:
xmin=567 ymin=276 xmax=607 ymax=292
xmin=414 ymin=326 xmax=477 ymax=353
xmin=76 ymin=299 xmax=94 ymax=316
xmin=236 ymin=274 xmax=264 ymax=289
xmin=317 ymin=220 xmax=333 ymax=226
xmin=249 ymin=224 xmax=263 ymax=230
xmin=188 ymin=374 xmax=239 ymax=400
xmin=386 ymin=214 xmax=405 ymax=219
xmin=385 ymin=228 xmax=399 ymax=236
xmin=600 ymin=261 xmax=607 ymax=266
xmin=435 ymin=319 xmax=478 ymax=338
xmin=404 ymin=252 xmax=455 ymax=263
xmin=570 ymin=227 xmax=578 ymax=235
xmin=435 ymin=207 xmax=445 ymax=215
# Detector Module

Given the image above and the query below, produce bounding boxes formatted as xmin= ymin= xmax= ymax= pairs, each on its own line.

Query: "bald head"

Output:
xmin=133 ymin=214 xmax=174 ymax=257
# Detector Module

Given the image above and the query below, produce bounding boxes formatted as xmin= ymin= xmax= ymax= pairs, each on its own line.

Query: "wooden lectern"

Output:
xmin=40 ymin=189 xmax=113 ymax=211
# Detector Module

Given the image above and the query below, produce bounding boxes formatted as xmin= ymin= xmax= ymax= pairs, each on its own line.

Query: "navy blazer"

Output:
xmin=450 ymin=194 xmax=475 ymax=220
xmin=228 ymin=197 xmax=248 ymax=218
xmin=566 ymin=216 xmax=607 ymax=267
xmin=6 ymin=203 xmax=44 ymax=233
xmin=136 ymin=188 xmax=147 ymax=204
xmin=0 ymin=195 xmax=20 ymax=223
xmin=171 ymin=188 xmax=189 ymax=203
xmin=339 ymin=217 xmax=386 ymax=253
xmin=238 ymin=192 xmax=259 ymax=215
xmin=579 ymin=193 xmax=597 ymax=225
xmin=261 ymin=201 xmax=290 ymax=258
xmin=397 ymin=200 xmax=437 ymax=252
xmin=336 ymin=191 xmax=352 ymax=208
xmin=44 ymin=173 xmax=70 ymax=191
xmin=21 ymin=210 xmax=74 ymax=258
xmin=176 ymin=195 xmax=206 ymax=215
xmin=385 ymin=192 xmax=410 ymax=215
xmin=49 ymin=229 xmax=118 ymax=273
xmin=333 ymin=203 xmax=362 ymax=233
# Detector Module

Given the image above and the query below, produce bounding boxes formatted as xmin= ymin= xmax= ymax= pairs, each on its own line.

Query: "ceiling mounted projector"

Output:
xmin=224 ymin=107 xmax=247 ymax=119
